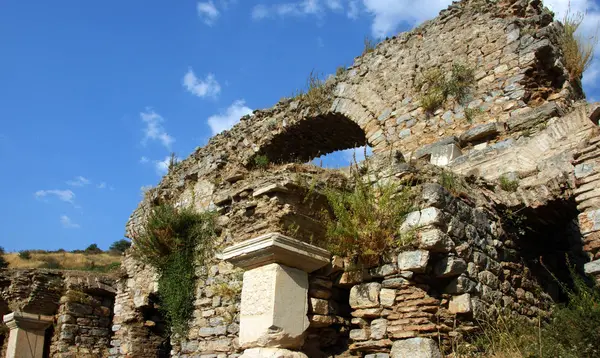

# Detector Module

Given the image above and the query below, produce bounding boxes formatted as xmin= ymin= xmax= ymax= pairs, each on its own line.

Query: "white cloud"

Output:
xmin=317 ymin=36 xmax=325 ymax=47
xmin=342 ymin=145 xmax=372 ymax=162
xmin=207 ymin=100 xmax=253 ymax=135
xmin=347 ymin=0 xmax=360 ymax=19
xmin=325 ymin=0 xmax=342 ymax=11
xmin=251 ymin=0 xmax=322 ymax=19
xmin=35 ymin=189 xmax=76 ymax=204
xmin=97 ymin=182 xmax=107 ymax=189
xmin=66 ymin=176 xmax=90 ymax=187
xmin=182 ymin=68 xmax=221 ymax=98
xmin=197 ymin=1 xmax=220 ymax=25
xmin=154 ymin=156 xmax=179 ymax=175
xmin=140 ymin=156 xmax=149 ymax=164
xmin=140 ymin=109 xmax=175 ymax=149
xmin=60 ymin=215 xmax=80 ymax=229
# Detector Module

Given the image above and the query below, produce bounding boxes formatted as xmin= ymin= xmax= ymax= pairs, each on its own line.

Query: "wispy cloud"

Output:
xmin=251 ymin=0 xmax=321 ymax=19
xmin=60 ymin=215 xmax=80 ymax=229
xmin=154 ymin=156 xmax=178 ymax=175
xmin=182 ymin=68 xmax=221 ymax=98
xmin=207 ymin=100 xmax=253 ymax=135
xmin=140 ymin=156 xmax=149 ymax=164
xmin=35 ymin=189 xmax=76 ymax=204
xmin=66 ymin=176 xmax=91 ymax=187
xmin=197 ymin=1 xmax=220 ymax=25
xmin=140 ymin=109 xmax=175 ymax=149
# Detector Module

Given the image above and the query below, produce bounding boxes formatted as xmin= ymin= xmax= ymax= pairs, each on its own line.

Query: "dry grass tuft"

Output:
xmin=2 ymin=252 xmax=121 ymax=271
xmin=560 ymin=7 xmax=598 ymax=80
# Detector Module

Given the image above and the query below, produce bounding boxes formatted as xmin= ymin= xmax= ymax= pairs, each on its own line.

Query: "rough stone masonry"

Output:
xmin=3 ymin=0 xmax=600 ymax=357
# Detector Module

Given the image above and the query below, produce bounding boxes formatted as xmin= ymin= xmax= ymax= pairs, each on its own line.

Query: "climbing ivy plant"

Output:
xmin=131 ymin=204 xmax=217 ymax=336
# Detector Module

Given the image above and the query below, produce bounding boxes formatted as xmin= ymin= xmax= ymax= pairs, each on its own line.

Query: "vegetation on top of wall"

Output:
xmin=363 ymin=36 xmax=377 ymax=54
xmin=455 ymin=269 xmax=600 ymax=358
xmin=293 ymin=70 xmax=335 ymax=112
xmin=319 ymin=158 xmax=416 ymax=266
xmin=559 ymin=8 xmax=597 ymax=81
xmin=131 ymin=204 xmax=217 ymax=337
xmin=253 ymin=154 xmax=270 ymax=169
xmin=416 ymin=63 xmax=475 ymax=113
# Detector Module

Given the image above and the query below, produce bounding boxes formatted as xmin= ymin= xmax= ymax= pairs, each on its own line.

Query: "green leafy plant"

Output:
xmin=416 ymin=63 xmax=475 ymax=113
xmin=499 ymin=175 xmax=519 ymax=192
xmin=321 ymin=159 xmax=415 ymax=266
xmin=439 ymin=170 xmax=465 ymax=196
xmin=131 ymin=204 xmax=217 ymax=336
xmin=560 ymin=7 xmax=597 ymax=81
xmin=253 ymin=154 xmax=270 ymax=169
xmin=18 ymin=250 xmax=31 ymax=260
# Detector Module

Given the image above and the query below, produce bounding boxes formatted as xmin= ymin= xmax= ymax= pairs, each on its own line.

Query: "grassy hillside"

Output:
xmin=2 ymin=252 xmax=122 ymax=272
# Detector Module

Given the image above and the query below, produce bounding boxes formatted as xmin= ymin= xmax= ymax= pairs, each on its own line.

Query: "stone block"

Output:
xmin=434 ymin=256 xmax=467 ymax=278
xmin=449 ymin=294 xmax=472 ymax=314
xmin=239 ymin=263 xmax=309 ymax=349
xmin=380 ymin=288 xmax=396 ymax=307
xmin=585 ymin=259 xmax=600 ymax=275
xmin=398 ymin=250 xmax=430 ymax=273
xmin=459 ymin=123 xmax=504 ymax=146
xmin=370 ymin=318 xmax=388 ymax=340
xmin=240 ymin=348 xmax=309 ymax=358
xmin=350 ymin=328 xmax=370 ymax=341
xmin=366 ymin=354 xmax=390 ymax=358
xmin=3 ymin=312 xmax=54 ymax=358
xmin=418 ymin=229 xmax=454 ymax=252
xmin=421 ymin=183 xmax=450 ymax=208
xmin=446 ymin=275 xmax=477 ymax=294
xmin=390 ymin=337 xmax=442 ymax=358
xmin=309 ymin=298 xmax=329 ymax=315
xmin=350 ymin=283 xmax=381 ymax=309
xmin=418 ymin=207 xmax=444 ymax=228
xmin=430 ymin=143 xmax=462 ymax=166
xmin=382 ymin=277 xmax=410 ymax=288
xmin=222 ymin=233 xmax=330 ymax=273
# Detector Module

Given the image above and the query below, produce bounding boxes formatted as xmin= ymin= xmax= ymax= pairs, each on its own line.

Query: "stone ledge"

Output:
xmin=221 ymin=232 xmax=330 ymax=272
xmin=3 ymin=312 xmax=54 ymax=331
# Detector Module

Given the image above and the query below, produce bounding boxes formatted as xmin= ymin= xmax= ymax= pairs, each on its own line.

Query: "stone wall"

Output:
xmin=115 ymin=0 xmax=600 ymax=357
xmin=0 ymin=269 xmax=116 ymax=358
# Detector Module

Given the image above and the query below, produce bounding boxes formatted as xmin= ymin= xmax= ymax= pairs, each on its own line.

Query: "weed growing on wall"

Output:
xmin=363 ymin=36 xmax=377 ymax=54
xmin=499 ymin=175 xmax=519 ymax=192
xmin=321 ymin=158 xmax=415 ymax=265
xmin=560 ymin=7 xmax=597 ymax=81
xmin=416 ymin=63 xmax=475 ymax=113
xmin=456 ymin=268 xmax=600 ymax=358
xmin=132 ymin=204 xmax=217 ymax=336
xmin=293 ymin=70 xmax=335 ymax=112
xmin=253 ymin=154 xmax=270 ymax=169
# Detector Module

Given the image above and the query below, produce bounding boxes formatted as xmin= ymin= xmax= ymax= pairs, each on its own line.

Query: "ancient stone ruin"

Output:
xmin=3 ymin=0 xmax=600 ymax=356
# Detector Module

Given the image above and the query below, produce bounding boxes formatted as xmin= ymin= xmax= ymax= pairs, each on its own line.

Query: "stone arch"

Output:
xmin=255 ymin=112 xmax=369 ymax=164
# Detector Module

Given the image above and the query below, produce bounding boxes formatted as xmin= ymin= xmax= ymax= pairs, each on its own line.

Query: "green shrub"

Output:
xmin=560 ymin=7 xmax=597 ymax=81
xmin=321 ymin=160 xmax=415 ymax=265
xmin=416 ymin=63 xmax=475 ymax=113
xmin=132 ymin=204 xmax=217 ymax=336
xmin=499 ymin=175 xmax=519 ymax=192
xmin=109 ymin=239 xmax=131 ymax=254
xmin=84 ymin=243 xmax=103 ymax=255
xmin=18 ymin=250 xmax=31 ymax=260
xmin=0 ymin=247 xmax=7 ymax=269
xmin=253 ymin=154 xmax=270 ymax=169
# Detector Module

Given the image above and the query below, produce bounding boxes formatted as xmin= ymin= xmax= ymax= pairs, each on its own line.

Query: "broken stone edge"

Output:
xmin=221 ymin=232 xmax=330 ymax=273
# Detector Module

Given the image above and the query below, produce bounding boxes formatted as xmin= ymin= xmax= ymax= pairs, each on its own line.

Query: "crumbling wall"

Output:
xmin=117 ymin=0 xmax=600 ymax=356
xmin=0 ymin=269 xmax=116 ymax=358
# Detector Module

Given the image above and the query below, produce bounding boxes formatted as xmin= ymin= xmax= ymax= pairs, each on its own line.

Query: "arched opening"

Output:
xmin=255 ymin=113 xmax=368 ymax=165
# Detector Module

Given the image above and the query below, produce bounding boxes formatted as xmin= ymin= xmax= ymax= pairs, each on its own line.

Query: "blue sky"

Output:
xmin=0 ymin=0 xmax=598 ymax=252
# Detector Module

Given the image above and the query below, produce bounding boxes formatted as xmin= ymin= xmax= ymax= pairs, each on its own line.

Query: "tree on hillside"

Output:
xmin=84 ymin=243 xmax=102 ymax=255
xmin=109 ymin=239 xmax=131 ymax=254
xmin=0 ymin=247 xmax=8 ymax=268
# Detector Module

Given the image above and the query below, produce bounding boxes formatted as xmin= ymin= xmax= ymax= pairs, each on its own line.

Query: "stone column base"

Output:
xmin=240 ymin=348 xmax=309 ymax=358
xmin=3 ymin=312 xmax=53 ymax=358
